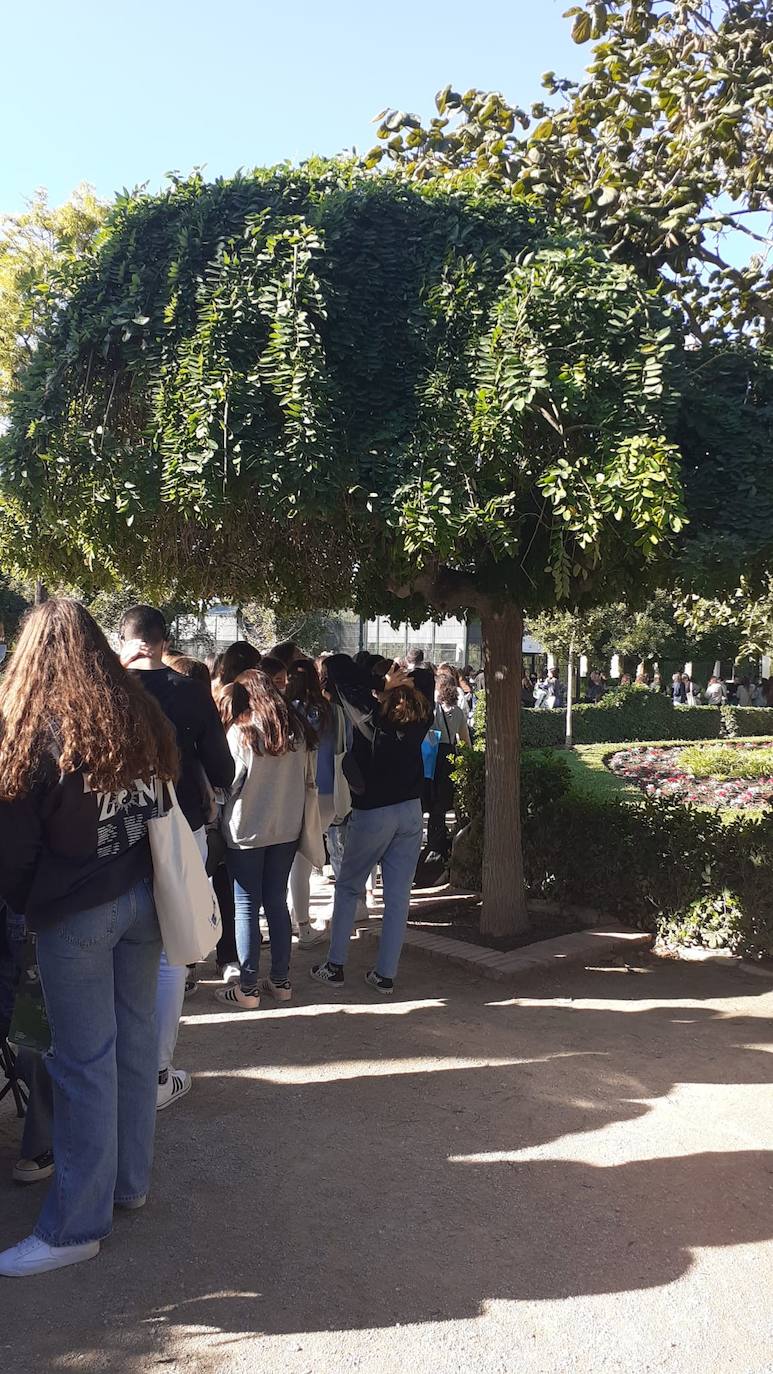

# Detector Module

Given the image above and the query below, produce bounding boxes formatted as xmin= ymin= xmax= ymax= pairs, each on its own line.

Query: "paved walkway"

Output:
xmin=1 ymin=922 xmax=772 ymax=1374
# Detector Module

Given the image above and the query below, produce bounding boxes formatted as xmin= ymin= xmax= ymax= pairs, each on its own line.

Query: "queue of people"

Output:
xmin=0 ymin=601 xmax=475 ymax=1277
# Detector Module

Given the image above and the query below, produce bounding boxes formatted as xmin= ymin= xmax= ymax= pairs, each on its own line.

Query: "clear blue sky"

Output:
xmin=1 ymin=0 xmax=586 ymax=214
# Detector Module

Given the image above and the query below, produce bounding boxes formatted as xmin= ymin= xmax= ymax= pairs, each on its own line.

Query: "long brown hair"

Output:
xmin=0 ymin=599 xmax=179 ymax=801
xmin=436 ymin=671 xmax=461 ymax=710
xmin=218 ymin=669 xmax=316 ymax=757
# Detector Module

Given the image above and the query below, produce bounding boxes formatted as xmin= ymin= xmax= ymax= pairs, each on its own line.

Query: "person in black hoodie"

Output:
xmin=118 ymin=606 xmax=234 ymax=1109
xmin=0 ymin=599 xmax=179 ymax=1277
xmin=311 ymin=655 xmax=433 ymax=994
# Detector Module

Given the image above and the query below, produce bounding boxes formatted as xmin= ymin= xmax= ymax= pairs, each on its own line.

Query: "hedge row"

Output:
xmin=515 ymin=693 xmax=773 ymax=747
xmin=450 ymin=744 xmax=773 ymax=958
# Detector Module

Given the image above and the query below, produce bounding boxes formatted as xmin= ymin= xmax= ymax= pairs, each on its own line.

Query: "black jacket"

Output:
xmin=323 ymin=656 xmax=433 ymax=811
xmin=131 ymin=668 xmax=234 ymax=831
xmin=0 ymin=761 xmax=159 ymax=928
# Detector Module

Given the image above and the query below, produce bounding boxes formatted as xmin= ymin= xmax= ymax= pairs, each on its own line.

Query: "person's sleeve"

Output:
xmin=0 ymin=796 xmax=42 ymax=915
xmin=195 ymin=689 xmax=236 ymax=790
xmin=458 ymin=715 xmax=472 ymax=748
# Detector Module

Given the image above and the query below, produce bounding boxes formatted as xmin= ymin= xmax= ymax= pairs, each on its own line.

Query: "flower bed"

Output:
xmin=607 ymin=741 xmax=773 ymax=810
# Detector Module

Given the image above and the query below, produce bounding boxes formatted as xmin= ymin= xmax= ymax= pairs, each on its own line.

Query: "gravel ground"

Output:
xmin=1 ymin=918 xmax=772 ymax=1374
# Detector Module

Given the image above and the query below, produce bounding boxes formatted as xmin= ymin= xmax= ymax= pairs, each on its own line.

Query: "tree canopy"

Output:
xmin=0 ymin=166 xmax=684 ymax=619
xmin=367 ymin=0 xmax=773 ymax=343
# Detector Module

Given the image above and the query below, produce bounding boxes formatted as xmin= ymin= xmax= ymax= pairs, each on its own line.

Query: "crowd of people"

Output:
xmin=521 ymin=664 xmax=773 ymax=709
xmin=0 ymin=601 xmax=476 ymax=1277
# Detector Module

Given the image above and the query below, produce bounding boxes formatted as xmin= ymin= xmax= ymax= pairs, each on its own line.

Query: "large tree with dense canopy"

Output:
xmin=0 ymin=166 xmax=686 ymax=933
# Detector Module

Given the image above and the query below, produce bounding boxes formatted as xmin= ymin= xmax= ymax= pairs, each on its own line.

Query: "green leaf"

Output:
xmin=571 ymin=11 xmax=592 ymax=43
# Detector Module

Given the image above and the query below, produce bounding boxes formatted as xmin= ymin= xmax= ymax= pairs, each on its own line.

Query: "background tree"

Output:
xmin=0 ymin=169 xmax=685 ymax=935
xmin=367 ymin=0 xmax=772 ymax=342
xmin=0 ymin=186 xmax=105 ymax=416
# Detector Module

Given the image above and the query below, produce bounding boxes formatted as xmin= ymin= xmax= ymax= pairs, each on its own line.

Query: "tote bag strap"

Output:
xmin=156 ymin=777 xmax=179 ymax=818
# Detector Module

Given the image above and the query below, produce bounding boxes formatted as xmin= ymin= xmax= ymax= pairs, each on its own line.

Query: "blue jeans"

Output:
xmin=34 ymin=878 xmax=161 ymax=1246
xmin=328 ymin=799 xmax=423 ymax=979
xmin=227 ymin=841 xmax=298 ymax=991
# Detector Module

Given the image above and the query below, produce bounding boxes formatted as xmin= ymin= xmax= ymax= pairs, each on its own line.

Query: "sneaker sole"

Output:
xmin=12 ymin=1165 xmax=54 ymax=1185
xmin=156 ymin=1079 xmax=192 ymax=1111
xmin=214 ymin=994 xmax=261 ymax=1011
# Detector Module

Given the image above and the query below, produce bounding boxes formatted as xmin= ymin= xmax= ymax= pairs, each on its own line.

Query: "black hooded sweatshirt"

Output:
xmin=322 ymin=655 xmax=434 ymax=811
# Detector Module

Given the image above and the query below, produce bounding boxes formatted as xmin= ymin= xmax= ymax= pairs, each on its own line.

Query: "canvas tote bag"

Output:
xmin=147 ymin=780 xmax=221 ymax=965
xmin=298 ymin=749 xmax=326 ymax=869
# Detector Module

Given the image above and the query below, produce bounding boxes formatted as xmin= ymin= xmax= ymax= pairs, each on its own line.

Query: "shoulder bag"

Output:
xmin=147 ymin=780 xmax=221 ymax=965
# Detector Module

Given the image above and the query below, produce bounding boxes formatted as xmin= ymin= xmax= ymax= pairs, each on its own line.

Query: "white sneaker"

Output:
xmin=0 ymin=1234 xmax=100 ymax=1277
xmin=260 ymin=977 xmax=292 ymax=1002
xmin=297 ymin=924 xmax=326 ymax=949
xmin=214 ymin=985 xmax=260 ymax=1011
xmin=156 ymin=1067 xmax=191 ymax=1111
xmin=218 ymin=963 xmax=240 ymax=983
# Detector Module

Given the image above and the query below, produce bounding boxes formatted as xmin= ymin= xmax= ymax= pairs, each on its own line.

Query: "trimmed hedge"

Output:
xmin=524 ymin=793 xmax=773 ymax=958
xmin=451 ymin=737 xmax=773 ymax=958
xmin=470 ymin=684 xmax=773 ymax=747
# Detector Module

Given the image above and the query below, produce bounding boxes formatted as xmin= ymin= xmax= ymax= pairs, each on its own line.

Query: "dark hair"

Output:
xmin=119 ymin=604 xmax=167 ymax=646
xmin=0 ymin=599 xmax=178 ymax=800
xmin=270 ymin=640 xmax=303 ymax=669
xmin=219 ymin=669 xmax=316 ymax=755
xmin=166 ymin=653 xmax=211 ymax=687
xmin=219 ymin=640 xmax=262 ymax=687
xmin=436 ymin=671 xmax=460 ymax=709
xmin=287 ymin=657 xmax=332 ymax=733
xmin=405 ymin=647 xmax=424 ymax=666
xmin=260 ymin=654 xmax=287 ymax=680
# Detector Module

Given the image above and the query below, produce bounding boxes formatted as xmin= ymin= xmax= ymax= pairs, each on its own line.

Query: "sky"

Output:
xmin=0 ymin=0 xmax=586 ymax=214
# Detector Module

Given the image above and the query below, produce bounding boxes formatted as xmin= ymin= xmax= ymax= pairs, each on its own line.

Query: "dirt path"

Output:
xmin=2 ymin=935 xmax=772 ymax=1374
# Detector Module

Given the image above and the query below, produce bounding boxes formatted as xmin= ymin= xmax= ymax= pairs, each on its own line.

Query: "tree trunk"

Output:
xmin=34 ymin=581 xmax=47 ymax=605
xmin=480 ymin=604 xmax=528 ymax=936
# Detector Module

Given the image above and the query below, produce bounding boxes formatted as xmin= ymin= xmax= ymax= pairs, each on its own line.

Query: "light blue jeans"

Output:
xmin=34 ymin=878 xmax=162 ymax=1246
xmin=328 ymin=799 xmax=423 ymax=979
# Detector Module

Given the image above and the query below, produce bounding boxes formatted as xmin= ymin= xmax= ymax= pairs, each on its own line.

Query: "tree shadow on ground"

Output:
xmin=1 ymin=955 xmax=772 ymax=1371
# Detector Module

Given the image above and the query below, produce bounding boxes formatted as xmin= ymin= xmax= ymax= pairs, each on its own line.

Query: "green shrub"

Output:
xmin=659 ymin=891 xmax=760 ymax=954
xmin=681 ymin=742 xmax=773 ymax=780
xmin=476 ymin=691 xmax=773 ymax=748
xmin=451 ymin=745 xmax=569 ymax=824
xmin=460 ymin=747 xmax=773 ymax=957
xmin=732 ymin=707 xmax=773 ymax=736
xmin=452 ymin=746 xmax=485 ymax=822
xmin=672 ymin=706 xmax=723 ymax=739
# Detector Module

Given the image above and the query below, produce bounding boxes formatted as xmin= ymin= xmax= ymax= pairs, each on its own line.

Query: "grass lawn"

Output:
xmin=554 ymin=737 xmax=773 ymax=818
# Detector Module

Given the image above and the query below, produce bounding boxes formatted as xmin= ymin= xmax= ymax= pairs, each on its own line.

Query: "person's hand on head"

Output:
xmin=384 ymin=662 xmax=411 ymax=693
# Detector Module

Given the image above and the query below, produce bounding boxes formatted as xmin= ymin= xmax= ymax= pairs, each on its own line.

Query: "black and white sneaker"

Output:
xmin=365 ymin=969 xmax=394 ymax=996
xmin=310 ymin=961 xmax=345 ymax=988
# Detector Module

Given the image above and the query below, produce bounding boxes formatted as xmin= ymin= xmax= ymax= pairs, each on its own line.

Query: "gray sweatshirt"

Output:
xmin=222 ymin=725 xmax=308 ymax=849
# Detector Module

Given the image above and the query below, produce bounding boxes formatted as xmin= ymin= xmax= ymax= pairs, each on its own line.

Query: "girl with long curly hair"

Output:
xmin=216 ymin=669 xmax=317 ymax=1009
xmin=0 ymin=599 xmax=178 ymax=1278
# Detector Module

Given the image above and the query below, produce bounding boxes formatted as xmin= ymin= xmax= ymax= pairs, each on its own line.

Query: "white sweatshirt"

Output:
xmin=222 ymin=725 xmax=308 ymax=849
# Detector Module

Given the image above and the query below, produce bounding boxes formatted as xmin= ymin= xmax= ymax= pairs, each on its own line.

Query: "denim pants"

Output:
xmin=34 ymin=878 xmax=162 ymax=1246
xmin=227 ymin=841 xmax=298 ymax=991
xmin=328 ymin=799 xmax=423 ymax=979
